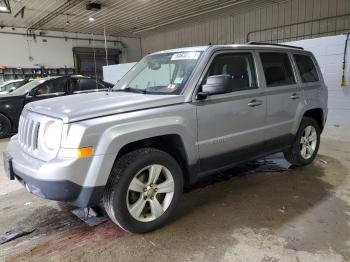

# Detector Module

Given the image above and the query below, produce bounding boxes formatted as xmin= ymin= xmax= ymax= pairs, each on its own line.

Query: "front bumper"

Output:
xmin=4 ymin=136 xmax=105 ymax=207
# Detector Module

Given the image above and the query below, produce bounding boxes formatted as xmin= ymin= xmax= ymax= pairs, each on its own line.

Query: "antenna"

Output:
xmin=91 ymin=33 xmax=98 ymax=88
xmin=104 ymin=25 xmax=108 ymax=66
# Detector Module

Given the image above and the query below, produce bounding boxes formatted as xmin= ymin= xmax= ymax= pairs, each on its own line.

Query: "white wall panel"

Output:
xmin=0 ymin=28 xmax=141 ymax=68
xmin=289 ymin=35 xmax=350 ymax=127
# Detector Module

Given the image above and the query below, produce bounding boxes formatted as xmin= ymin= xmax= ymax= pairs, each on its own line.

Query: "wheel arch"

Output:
xmin=113 ymin=134 xmax=194 ymax=187
xmin=302 ymin=108 xmax=325 ymax=132
xmin=293 ymin=107 xmax=325 ymax=135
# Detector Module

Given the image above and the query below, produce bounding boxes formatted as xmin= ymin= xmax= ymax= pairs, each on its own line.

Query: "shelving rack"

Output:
xmin=0 ymin=67 xmax=75 ymax=83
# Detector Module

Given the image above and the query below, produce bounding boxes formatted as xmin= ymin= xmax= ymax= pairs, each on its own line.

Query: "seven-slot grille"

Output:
xmin=18 ymin=115 xmax=40 ymax=151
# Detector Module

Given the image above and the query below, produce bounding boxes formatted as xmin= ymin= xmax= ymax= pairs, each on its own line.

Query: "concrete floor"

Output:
xmin=1 ymin=126 xmax=350 ymax=262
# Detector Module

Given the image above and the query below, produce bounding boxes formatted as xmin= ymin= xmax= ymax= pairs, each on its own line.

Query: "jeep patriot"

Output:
xmin=4 ymin=43 xmax=328 ymax=233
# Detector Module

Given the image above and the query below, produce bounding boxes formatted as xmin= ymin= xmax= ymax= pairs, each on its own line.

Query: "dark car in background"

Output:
xmin=0 ymin=75 xmax=113 ymax=138
xmin=0 ymin=79 xmax=27 ymax=95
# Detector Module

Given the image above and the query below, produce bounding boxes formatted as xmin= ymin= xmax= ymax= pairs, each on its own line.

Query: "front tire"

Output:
xmin=284 ymin=117 xmax=320 ymax=166
xmin=103 ymin=148 xmax=183 ymax=233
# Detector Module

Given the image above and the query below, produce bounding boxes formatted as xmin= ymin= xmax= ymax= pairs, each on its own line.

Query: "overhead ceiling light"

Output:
xmin=65 ymin=14 xmax=70 ymax=25
xmin=88 ymin=17 xmax=95 ymax=22
xmin=0 ymin=0 xmax=11 ymax=13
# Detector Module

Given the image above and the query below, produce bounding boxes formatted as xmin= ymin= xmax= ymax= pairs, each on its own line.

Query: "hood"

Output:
xmin=25 ymin=91 xmax=186 ymax=123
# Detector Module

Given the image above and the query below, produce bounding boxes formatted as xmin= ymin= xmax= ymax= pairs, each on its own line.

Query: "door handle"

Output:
xmin=290 ymin=93 xmax=300 ymax=100
xmin=248 ymin=99 xmax=263 ymax=107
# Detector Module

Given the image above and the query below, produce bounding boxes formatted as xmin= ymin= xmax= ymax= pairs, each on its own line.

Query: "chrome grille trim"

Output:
xmin=18 ymin=113 xmax=40 ymax=152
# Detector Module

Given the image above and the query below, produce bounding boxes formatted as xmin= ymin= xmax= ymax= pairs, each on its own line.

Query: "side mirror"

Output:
xmin=27 ymin=89 xmax=36 ymax=97
xmin=197 ymin=75 xmax=231 ymax=100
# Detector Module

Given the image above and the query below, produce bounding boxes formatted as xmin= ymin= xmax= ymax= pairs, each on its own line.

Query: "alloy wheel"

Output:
xmin=300 ymin=125 xmax=317 ymax=160
xmin=126 ymin=164 xmax=175 ymax=222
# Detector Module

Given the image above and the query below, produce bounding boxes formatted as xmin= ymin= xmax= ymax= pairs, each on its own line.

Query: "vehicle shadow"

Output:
xmin=177 ymin=154 xmax=345 ymax=228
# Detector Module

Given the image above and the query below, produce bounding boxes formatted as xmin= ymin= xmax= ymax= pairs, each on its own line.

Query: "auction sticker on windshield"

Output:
xmin=171 ymin=52 xmax=200 ymax=60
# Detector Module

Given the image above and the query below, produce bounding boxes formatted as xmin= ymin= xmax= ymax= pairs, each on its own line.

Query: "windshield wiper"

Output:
xmin=113 ymin=87 xmax=147 ymax=94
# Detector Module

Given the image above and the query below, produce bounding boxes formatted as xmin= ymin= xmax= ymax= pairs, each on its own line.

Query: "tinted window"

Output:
xmin=77 ymin=78 xmax=98 ymax=91
xmin=206 ymin=53 xmax=257 ymax=91
xmin=260 ymin=53 xmax=296 ymax=87
xmin=294 ymin=54 xmax=319 ymax=83
xmin=36 ymin=78 xmax=67 ymax=95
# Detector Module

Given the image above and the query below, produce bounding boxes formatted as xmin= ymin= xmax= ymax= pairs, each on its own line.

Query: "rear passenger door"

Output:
xmin=292 ymin=53 xmax=323 ymax=113
xmin=196 ymin=51 xmax=266 ymax=173
xmin=258 ymin=51 xmax=301 ymax=151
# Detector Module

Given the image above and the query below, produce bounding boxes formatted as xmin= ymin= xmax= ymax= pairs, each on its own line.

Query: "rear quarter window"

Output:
xmin=293 ymin=54 xmax=320 ymax=83
xmin=260 ymin=52 xmax=296 ymax=87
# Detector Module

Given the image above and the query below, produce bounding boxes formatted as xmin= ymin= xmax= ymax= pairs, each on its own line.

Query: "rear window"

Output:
xmin=294 ymin=54 xmax=319 ymax=83
xmin=260 ymin=53 xmax=296 ymax=87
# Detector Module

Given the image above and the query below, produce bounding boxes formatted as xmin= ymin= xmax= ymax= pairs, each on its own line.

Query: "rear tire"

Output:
xmin=284 ymin=117 xmax=320 ymax=166
xmin=0 ymin=113 xmax=11 ymax=139
xmin=103 ymin=148 xmax=183 ymax=233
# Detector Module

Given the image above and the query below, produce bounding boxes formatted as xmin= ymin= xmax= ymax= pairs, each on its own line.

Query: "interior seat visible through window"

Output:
xmin=206 ymin=52 xmax=257 ymax=92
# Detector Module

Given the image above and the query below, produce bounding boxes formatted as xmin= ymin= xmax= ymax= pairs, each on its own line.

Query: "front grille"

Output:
xmin=18 ymin=114 xmax=40 ymax=152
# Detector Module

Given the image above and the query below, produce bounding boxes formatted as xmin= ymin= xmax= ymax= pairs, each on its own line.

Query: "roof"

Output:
xmin=149 ymin=43 xmax=309 ymax=56
xmin=152 ymin=46 xmax=209 ymax=55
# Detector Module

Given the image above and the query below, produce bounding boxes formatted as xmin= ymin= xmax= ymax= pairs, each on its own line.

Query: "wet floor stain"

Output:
xmin=1 ymin=154 xmax=349 ymax=261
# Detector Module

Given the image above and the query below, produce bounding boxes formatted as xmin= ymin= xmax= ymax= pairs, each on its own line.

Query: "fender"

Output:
xmin=292 ymin=98 xmax=326 ymax=135
xmin=64 ymin=103 xmax=199 ymax=187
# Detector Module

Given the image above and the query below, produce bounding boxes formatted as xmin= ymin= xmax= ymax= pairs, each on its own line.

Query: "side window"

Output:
xmin=77 ymin=78 xmax=98 ymax=92
xmin=36 ymin=78 xmax=67 ymax=95
xmin=206 ymin=53 xmax=257 ymax=91
xmin=293 ymin=54 xmax=319 ymax=83
xmin=260 ymin=53 xmax=296 ymax=87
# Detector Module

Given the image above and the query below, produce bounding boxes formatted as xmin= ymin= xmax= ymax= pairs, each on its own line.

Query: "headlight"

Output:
xmin=43 ymin=121 xmax=62 ymax=150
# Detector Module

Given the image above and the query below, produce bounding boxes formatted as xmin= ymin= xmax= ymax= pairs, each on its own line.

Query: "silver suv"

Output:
xmin=4 ymin=43 xmax=328 ymax=233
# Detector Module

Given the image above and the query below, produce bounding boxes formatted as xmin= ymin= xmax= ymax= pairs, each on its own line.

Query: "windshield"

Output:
xmin=10 ymin=79 xmax=47 ymax=95
xmin=0 ymin=82 xmax=13 ymax=92
xmin=113 ymin=51 xmax=202 ymax=95
xmin=0 ymin=81 xmax=23 ymax=92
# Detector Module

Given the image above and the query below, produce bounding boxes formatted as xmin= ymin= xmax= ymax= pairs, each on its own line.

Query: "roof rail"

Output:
xmin=248 ymin=41 xmax=304 ymax=50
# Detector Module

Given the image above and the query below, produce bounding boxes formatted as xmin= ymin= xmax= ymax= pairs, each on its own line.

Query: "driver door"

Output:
xmin=196 ymin=51 xmax=266 ymax=173
xmin=25 ymin=77 xmax=68 ymax=104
